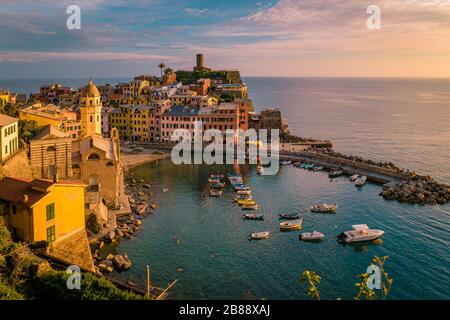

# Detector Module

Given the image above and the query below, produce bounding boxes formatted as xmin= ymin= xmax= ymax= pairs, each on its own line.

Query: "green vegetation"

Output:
xmin=0 ymin=219 xmax=146 ymax=300
xmin=176 ymin=70 xmax=242 ymax=85
xmin=158 ymin=63 xmax=166 ymax=78
xmin=0 ymin=102 xmax=39 ymax=141
xmin=302 ymin=255 xmax=393 ymax=300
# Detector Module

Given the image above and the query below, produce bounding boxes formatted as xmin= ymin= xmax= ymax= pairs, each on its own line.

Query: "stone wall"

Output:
xmin=0 ymin=148 xmax=34 ymax=180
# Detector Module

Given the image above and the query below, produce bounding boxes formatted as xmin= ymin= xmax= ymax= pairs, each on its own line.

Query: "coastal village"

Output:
xmin=0 ymin=54 xmax=449 ymax=298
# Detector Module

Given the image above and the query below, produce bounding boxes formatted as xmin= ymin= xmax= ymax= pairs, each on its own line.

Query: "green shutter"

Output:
xmin=47 ymin=226 xmax=55 ymax=243
xmin=46 ymin=203 xmax=55 ymax=221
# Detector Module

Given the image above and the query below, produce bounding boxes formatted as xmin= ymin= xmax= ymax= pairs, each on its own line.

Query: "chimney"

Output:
xmin=23 ymin=194 xmax=29 ymax=204
xmin=53 ymin=171 xmax=59 ymax=183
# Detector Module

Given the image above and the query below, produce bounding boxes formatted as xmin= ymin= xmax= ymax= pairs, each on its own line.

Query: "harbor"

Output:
xmin=112 ymin=159 xmax=450 ymax=300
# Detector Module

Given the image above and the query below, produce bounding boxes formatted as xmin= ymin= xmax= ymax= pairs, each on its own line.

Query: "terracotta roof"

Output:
xmin=30 ymin=179 xmax=55 ymax=191
xmin=0 ymin=114 xmax=18 ymax=127
xmin=0 ymin=177 xmax=49 ymax=208
xmin=33 ymin=125 xmax=69 ymax=140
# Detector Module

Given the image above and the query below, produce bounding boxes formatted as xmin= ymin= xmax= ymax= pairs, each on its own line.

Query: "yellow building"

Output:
xmin=19 ymin=103 xmax=77 ymax=129
xmin=0 ymin=177 xmax=86 ymax=243
xmin=0 ymin=89 xmax=12 ymax=107
xmin=0 ymin=114 xmax=19 ymax=163
xmin=109 ymin=105 xmax=151 ymax=141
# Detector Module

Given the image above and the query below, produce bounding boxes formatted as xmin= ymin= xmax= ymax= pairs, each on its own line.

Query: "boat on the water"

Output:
xmin=329 ymin=170 xmax=344 ymax=178
xmin=279 ymin=218 xmax=303 ymax=231
xmin=208 ymin=189 xmax=222 ymax=197
xmin=355 ymin=176 xmax=367 ymax=187
xmin=313 ymin=166 xmax=324 ymax=171
xmin=304 ymin=164 xmax=315 ymax=170
xmin=349 ymin=174 xmax=360 ymax=182
xmin=280 ymin=160 xmax=292 ymax=166
xmin=279 ymin=213 xmax=301 ymax=220
xmin=210 ymin=182 xmax=225 ymax=189
xmin=237 ymin=199 xmax=256 ymax=206
xmin=250 ymin=231 xmax=270 ymax=240
xmin=300 ymin=231 xmax=325 ymax=241
xmin=237 ymin=190 xmax=252 ymax=196
xmin=337 ymin=224 xmax=384 ymax=243
xmin=208 ymin=178 xmax=221 ymax=183
xmin=310 ymin=203 xmax=338 ymax=213
xmin=242 ymin=203 xmax=258 ymax=210
xmin=234 ymin=195 xmax=252 ymax=202
xmin=242 ymin=214 xmax=264 ymax=221
xmin=233 ymin=184 xmax=250 ymax=191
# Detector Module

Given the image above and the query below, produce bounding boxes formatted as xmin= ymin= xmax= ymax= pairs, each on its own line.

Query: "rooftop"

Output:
xmin=0 ymin=114 xmax=18 ymax=127
xmin=164 ymin=105 xmax=200 ymax=117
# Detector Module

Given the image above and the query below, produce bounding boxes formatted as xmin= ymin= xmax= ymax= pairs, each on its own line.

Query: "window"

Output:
xmin=47 ymin=226 xmax=56 ymax=243
xmin=87 ymin=153 xmax=100 ymax=160
xmin=46 ymin=203 xmax=55 ymax=221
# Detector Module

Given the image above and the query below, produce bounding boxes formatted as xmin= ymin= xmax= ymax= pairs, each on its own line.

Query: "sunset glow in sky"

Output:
xmin=1 ymin=0 xmax=450 ymax=78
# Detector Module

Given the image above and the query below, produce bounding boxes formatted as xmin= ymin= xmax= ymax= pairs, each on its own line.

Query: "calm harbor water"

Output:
xmin=2 ymin=77 xmax=449 ymax=299
xmin=120 ymin=161 xmax=449 ymax=300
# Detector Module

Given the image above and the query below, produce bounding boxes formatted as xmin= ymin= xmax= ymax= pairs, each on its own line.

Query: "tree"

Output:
xmin=158 ymin=63 xmax=166 ymax=78
xmin=164 ymin=67 xmax=173 ymax=75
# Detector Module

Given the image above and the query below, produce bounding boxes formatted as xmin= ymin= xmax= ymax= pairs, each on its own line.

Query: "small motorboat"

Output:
xmin=250 ymin=231 xmax=270 ymax=240
xmin=237 ymin=190 xmax=252 ymax=196
xmin=242 ymin=203 xmax=258 ymax=210
xmin=310 ymin=203 xmax=338 ymax=213
xmin=337 ymin=225 xmax=384 ymax=243
xmin=329 ymin=170 xmax=344 ymax=178
xmin=279 ymin=213 xmax=301 ymax=220
xmin=208 ymin=189 xmax=222 ymax=197
xmin=280 ymin=160 xmax=292 ymax=166
xmin=313 ymin=166 xmax=324 ymax=172
xmin=233 ymin=184 xmax=250 ymax=191
xmin=300 ymin=231 xmax=325 ymax=241
xmin=304 ymin=164 xmax=315 ymax=170
xmin=234 ymin=195 xmax=252 ymax=202
xmin=349 ymin=174 xmax=360 ymax=182
xmin=237 ymin=199 xmax=256 ymax=206
xmin=242 ymin=214 xmax=264 ymax=221
xmin=210 ymin=182 xmax=225 ymax=189
xmin=208 ymin=178 xmax=221 ymax=183
xmin=355 ymin=176 xmax=367 ymax=187
xmin=279 ymin=218 xmax=303 ymax=231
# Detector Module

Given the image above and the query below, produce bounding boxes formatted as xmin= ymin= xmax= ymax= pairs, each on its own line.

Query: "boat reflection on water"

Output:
xmin=347 ymin=238 xmax=385 ymax=253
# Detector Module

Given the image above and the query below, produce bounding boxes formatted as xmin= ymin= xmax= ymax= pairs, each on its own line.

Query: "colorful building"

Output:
xmin=0 ymin=89 xmax=12 ymax=107
xmin=0 ymin=114 xmax=19 ymax=163
xmin=0 ymin=177 xmax=86 ymax=244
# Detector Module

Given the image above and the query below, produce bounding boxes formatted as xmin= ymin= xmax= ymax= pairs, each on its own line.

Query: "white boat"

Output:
xmin=257 ymin=166 xmax=264 ymax=175
xmin=337 ymin=225 xmax=384 ymax=243
xmin=355 ymin=176 xmax=367 ymax=187
xmin=349 ymin=174 xmax=360 ymax=182
xmin=250 ymin=231 xmax=270 ymax=240
xmin=310 ymin=203 xmax=337 ymax=213
xmin=280 ymin=160 xmax=292 ymax=166
xmin=280 ymin=218 xmax=303 ymax=231
xmin=300 ymin=231 xmax=325 ymax=241
xmin=313 ymin=166 xmax=324 ymax=172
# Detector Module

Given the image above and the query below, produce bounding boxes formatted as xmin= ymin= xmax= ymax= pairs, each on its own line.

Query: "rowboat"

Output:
xmin=349 ymin=174 xmax=360 ymax=182
xmin=237 ymin=190 xmax=252 ymax=196
xmin=242 ymin=203 xmax=258 ymax=210
xmin=250 ymin=231 xmax=270 ymax=240
xmin=337 ymin=225 xmax=384 ymax=243
xmin=310 ymin=203 xmax=338 ymax=213
xmin=355 ymin=176 xmax=367 ymax=187
xmin=300 ymin=231 xmax=325 ymax=241
xmin=279 ymin=213 xmax=301 ymax=220
xmin=208 ymin=189 xmax=222 ymax=197
xmin=279 ymin=218 xmax=303 ymax=231
xmin=329 ymin=170 xmax=343 ymax=178
xmin=242 ymin=214 xmax=264 ymax=221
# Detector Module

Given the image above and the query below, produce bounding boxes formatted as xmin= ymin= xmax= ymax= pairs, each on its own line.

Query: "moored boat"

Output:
xmin=279 ymin=218 xmax=303 ymax=231
xmin=208 ymin=189 xmax=222 ymax=197
xmin=300 ymin=231 xmax=325 ymax=241
xmin=355 ymin=176 xmax=367 ymax=187
xmin=242 ymin=203 xmax=258 ymax=210
xmin=349 ymin=174 xmax=360 ymax=182
xmin=210 ymin=182 xmax=225 ymax=189
xmin=280 ymin=160 xmax=292 ymax=166
xmin=250 ymin=231 xmax=270 ymax=240
xmin=313 ymin=166 xmax=324 ymax=171
xmin=279 ymin=213 xmax=301 ymax=220
xmin=237 ymin=199 xmax=256 ymax=206
xmin=242 ymin=214 xmax=264 ymax=221
xmin=337 ymin=225 xmax=384 ymax=243
xmin=237 ymin=190 xmax=252 ymax=196
xmin=310 ymin=203 xmax=338 ymax=213
xmin=329 ymin=170 xmax=344 ymax=178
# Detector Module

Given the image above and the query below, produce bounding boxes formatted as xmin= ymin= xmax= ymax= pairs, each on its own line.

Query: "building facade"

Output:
xmin=0 ymin=115 xmax=19 ymax=163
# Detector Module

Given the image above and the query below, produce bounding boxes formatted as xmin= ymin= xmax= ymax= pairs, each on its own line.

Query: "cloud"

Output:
xmin=184 ymin=7 xmax=209 ymax=15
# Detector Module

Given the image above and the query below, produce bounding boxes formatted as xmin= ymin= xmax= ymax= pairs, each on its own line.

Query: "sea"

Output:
xmin=2 ymin=77 xmax=449 ymax=299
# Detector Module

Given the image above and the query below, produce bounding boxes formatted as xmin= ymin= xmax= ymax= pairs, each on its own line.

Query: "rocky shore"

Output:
xmin=306 ymin=147 xmax=450 ymax=205
xmin=90 ymin=172 xmax=160 ymax=274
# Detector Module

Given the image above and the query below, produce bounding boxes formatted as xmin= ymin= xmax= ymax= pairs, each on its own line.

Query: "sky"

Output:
xmin=1 ymin=0 xmax=450 ymax=79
